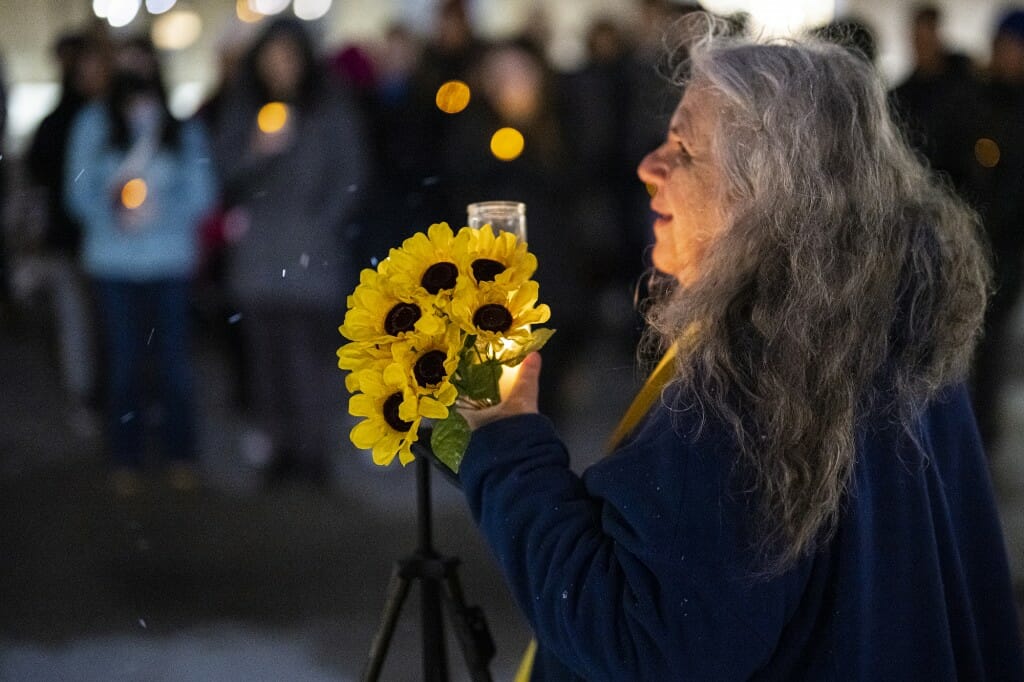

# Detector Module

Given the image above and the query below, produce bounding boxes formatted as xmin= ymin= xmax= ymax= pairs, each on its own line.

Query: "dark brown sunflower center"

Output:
xmin=421 ymin=262 xmax=458 ymax=294
xmin=471 ymin=258 xmax=506 ymax=282
xmin=473 ymin=304 xmax=513 ymax=333
xmin=413 ymin=350 xmax=448 ymax=387
xmin=384 ymin=302 xmax=421 ymax=335
xmin=382 ymin=392 xmax=413 ymax=432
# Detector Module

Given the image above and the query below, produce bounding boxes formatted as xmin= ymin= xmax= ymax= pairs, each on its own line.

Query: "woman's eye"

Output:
xmin=676 ymin=143 xmax=691 ymax=161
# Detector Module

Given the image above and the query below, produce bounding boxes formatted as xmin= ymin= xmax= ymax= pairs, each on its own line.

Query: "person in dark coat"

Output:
xmin=458 ymin=17 xmax=1023 ymax=680
xmin=968 ymin=10 xmax=1024 ymax=452
xmin=214 ymin=18 xmax=369 ymax=487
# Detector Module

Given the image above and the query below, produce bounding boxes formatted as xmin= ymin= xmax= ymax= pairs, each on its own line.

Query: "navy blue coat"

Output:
xmin=461 ymin=384 xmax=1023 ymax=680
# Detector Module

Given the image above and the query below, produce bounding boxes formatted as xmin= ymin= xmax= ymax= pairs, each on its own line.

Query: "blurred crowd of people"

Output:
xmin=1 ymin=0 xmax=1022 ymax=495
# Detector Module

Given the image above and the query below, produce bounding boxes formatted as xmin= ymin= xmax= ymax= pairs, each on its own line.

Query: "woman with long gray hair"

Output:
xmin=457 ymin=17 xmax=1023 ymax=680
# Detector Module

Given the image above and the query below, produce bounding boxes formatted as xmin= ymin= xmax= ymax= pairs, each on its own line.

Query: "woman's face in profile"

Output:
xmin=637 ymin=86 xmax=730 ymax=286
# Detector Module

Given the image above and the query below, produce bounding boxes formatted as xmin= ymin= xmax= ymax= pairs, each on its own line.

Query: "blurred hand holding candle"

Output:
xmin=253 ymin=101 xmax=294 ymax=156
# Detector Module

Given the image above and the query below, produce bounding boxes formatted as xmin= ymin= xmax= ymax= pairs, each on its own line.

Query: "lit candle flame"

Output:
xmin=435 ymin=80 xmax=471 ymax=114
xmin=258 ymin=102 xmax=288 ymax=134
xmin=121 ymin=178 xmax=148 ymax=209
xmin=490 ymin=127 xmax=524 ymax=161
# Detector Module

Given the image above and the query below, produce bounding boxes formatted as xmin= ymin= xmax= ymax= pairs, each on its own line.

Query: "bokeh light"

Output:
xmin=145 ymin=0 xmax=176 ymax=13
xmin=645 ymin=182 xmax=657 ymax=198
xmin=93 ymin=0 xmax=111 ymax=18
xmin=105 ymin=0 xmax=142 ymax=27
xmin=249 ymin=0 xmax=290 ymax=15
xmin=490 ymin=127 xmax=525 ymax=161
xmin=236 ymin=0 xmax=262 ymax=22
xmin=700 ymin=0 xmax=834 ymax=36
xmin=435 ymin=80 xmax=471 ymax=114
xmin=293 ymin=0 xmax=333 ymax=21
xmin=257 ymin=102 xmax=289 ymax=133
xmin=151 ymin=9 xmax=202 ymax=50
xmin=975 ymin=138 xmax=1000 ymax=168
xmin=121 ymin=179 xmax=148 ymax=209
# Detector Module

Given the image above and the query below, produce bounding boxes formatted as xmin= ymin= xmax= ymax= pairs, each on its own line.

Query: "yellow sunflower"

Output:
xmin=339 ymin=267 xmax=445 ymax=343
xmin=348 ymin=362 xmax=450 ymax=466
xmin=337 ymin=340 xmax=392 ymax=393
xmin=450 ymin=279 xmax=550 ymax=358
xmin=390 ymin=325 xmax=463 ymax=406
xmin=385 ymin=222 xmax=473 ymax=302
xmin=458 ymin=225 xmax=538 ymax=288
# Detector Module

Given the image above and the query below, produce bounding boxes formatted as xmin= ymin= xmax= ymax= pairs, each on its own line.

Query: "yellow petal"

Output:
xmin=418 ymin=396 xmax=450 ymax=420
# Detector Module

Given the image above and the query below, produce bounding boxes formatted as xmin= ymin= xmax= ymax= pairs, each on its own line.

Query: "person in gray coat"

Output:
xmin=215 ymin=18 xmax=369 ymax=486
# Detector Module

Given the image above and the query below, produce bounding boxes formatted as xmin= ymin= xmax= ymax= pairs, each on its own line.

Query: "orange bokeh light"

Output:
xmin=236 ymin=0 xmax=262 ymax=23
xmin=435 ymin=80 xmax=471 ymax=114
xmin=121 ymin=178 xmax=148 ymax=209
xmin=257 ymin=102 xmax=288 ymax=134
xmin=974 ymin=138 xmax=1000 ymax=168
xmin=490 ymin=127 xmax=524 ymax=161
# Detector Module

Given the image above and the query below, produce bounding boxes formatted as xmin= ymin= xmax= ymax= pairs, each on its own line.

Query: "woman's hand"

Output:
xmin=461 ymin=352 xmax=542 ymax=430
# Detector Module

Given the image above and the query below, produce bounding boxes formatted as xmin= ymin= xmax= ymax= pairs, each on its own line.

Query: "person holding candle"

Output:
xmin=65 ymin=38 xmax=216 ymax=495
xmin=457 ymin=16 xmax=1024 ymax=680
xmin=214 ymin=18 xmax=369 ymax=488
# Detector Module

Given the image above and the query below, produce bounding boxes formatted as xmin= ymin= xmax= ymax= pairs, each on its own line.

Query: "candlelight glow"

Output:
xmin=121 ymin=179 xmax=148 ymax=209
xmin=490 ymin=127 xmax=524 ymax=161
xmin=435 ymin=80 xmax=471 ymax=114
xmin=257 ymin=102 xmax=288 ymax=133
xmin=975 ymin=138 xmax=1000 ymax=168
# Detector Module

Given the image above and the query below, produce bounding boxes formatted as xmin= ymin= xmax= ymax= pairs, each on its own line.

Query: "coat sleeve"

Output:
xmin=460 ymin=412 xmax=800 ymax=680
xmin=64 ymin=105 xmax=116 ymax=234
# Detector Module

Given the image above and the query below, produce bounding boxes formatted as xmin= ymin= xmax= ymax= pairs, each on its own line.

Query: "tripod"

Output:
xmin=362 ymin=439 xmax=495 ymax=681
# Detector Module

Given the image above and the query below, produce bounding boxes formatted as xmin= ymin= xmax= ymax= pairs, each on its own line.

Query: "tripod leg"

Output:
xmin=421 ymin=571 xmax=448 ymax=682
xmin=362 ymin=563 xmax=413 ymax=682
xmin=442 ymin=568 xmax=495 ymax=682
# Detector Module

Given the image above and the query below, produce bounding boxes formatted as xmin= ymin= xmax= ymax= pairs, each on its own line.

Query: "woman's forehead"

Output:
xmin=671 ymin=87 xmax=717 ymax=140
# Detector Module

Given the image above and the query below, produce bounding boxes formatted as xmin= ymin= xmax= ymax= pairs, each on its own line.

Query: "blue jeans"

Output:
xmin=93 ymin=278 xmax=196 ymax=468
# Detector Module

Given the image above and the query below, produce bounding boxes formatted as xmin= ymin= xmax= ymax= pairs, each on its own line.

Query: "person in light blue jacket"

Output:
xmin=65 ymin=40 xmax=216 ymax=494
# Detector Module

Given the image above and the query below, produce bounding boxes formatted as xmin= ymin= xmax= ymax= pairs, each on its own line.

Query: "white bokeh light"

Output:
xmin=248 ymin=0 xmax=290 ymax=16
xmin=293 ymin=0 xmax=332 ymax=21
xmin=151 ymin=9 xmax=202 ymax=50
xmin=106 ymin=0 xmax=142 ymax=27
xmin=701 ymin=0 xmax=835 ymax=37
xmin=145 ymin=0 xmax=177 ymax=14
xmin=92 ymin=0 xmax=112 ymax=18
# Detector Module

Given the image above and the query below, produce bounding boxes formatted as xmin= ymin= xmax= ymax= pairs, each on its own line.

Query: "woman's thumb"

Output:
xmin=506 ymin=352 xmax=541 ymax=413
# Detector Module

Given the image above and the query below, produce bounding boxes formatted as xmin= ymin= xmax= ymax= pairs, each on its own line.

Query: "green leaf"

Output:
xmin=459 ymin=358 xmax=502 ymax=403
xmin=431 ymin=411 xmax=471 ymax=473
xmin=503 ymin=328 xmax=557 ymax=366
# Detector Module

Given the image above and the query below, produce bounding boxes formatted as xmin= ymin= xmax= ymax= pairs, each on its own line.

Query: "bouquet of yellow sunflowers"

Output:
xmin=337 ymin=222 xmax=554 ymax=473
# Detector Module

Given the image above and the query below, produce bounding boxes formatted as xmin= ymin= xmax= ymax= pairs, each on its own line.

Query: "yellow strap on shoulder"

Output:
xmin=512 ymin=639 xmax=537 ymax=682
xmin=512 ymin=341 xmax=681 ymax=680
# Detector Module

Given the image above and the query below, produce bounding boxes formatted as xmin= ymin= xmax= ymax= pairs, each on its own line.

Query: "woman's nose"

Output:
xmin=637 ymin=148 xmax=663 ymax=186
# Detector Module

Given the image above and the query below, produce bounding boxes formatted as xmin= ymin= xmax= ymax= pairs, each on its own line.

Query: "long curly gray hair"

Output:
xmin=645 ymin=24 xmax=990 ymax=574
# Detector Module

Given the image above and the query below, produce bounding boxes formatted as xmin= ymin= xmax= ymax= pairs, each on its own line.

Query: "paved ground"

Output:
xmin=1 ymin=292 xmax=1022 ymax=681
xmin=0 ymin=298 xmax=640 ymax=681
